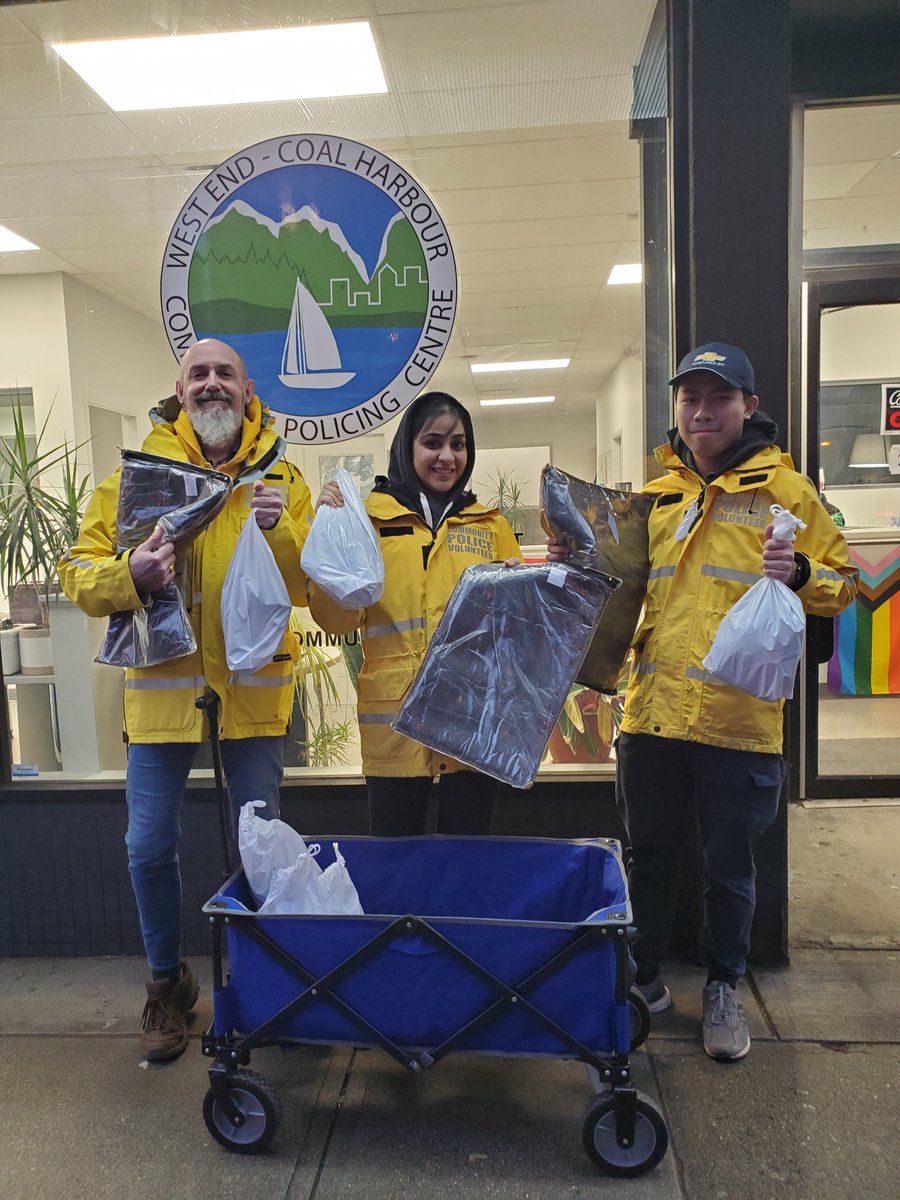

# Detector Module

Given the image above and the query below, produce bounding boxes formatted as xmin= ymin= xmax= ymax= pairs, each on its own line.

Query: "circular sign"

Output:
xmin=160 ymin=135 xmax=457 ymax=444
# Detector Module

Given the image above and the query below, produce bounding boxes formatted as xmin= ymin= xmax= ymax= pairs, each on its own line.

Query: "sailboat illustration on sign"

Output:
xmin=278 ymin=277 xmax=355 ymax=389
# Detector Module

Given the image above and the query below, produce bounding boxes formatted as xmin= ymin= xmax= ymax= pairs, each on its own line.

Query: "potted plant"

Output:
xmin=289 ymin=612 xmax=358 ymax=768
xmin=0 ymin=389 xmax=89 ymax=613
xmin=478 ymin=468 xmax=529 ymax=540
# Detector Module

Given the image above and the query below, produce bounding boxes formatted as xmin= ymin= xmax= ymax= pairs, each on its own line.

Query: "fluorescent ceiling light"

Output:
xmin=0 ymin=225 xmax=39 ymax=252
xmin=480 ymin=396 xmax=555 ymax=408
xmin=471 ymin=359 xmax=570 ymax=373
xmin=51 ymin=22 xmax=387 ymax=111
xmin=607 ymin=263 xmax=642 ymax=285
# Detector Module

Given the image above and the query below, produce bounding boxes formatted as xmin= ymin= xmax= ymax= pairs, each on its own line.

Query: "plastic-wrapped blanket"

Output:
xmin=540 ymin=465 xmax=653 ymax=693
xmin=392 ymin=561 xmax=619 ymax=789
xmin=96 ymin=450 xmax=232 ymax=668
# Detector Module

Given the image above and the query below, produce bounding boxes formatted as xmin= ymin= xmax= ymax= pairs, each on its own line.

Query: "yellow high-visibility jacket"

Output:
xmin=620 ymin=443 xmax=857 ymax=753
xmin=309 ymin=489 xmax=522 ymax=777
xmin=59 ymin=398 xmax=313 ymax=743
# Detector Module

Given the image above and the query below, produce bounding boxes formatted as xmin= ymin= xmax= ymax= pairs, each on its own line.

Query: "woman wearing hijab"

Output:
xmin=309 ymin=391 xmax=522 ymax=836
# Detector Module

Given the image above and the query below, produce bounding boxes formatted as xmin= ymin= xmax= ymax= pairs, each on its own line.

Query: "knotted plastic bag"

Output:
xmin=301 ymin=468 xmax=384 ymax=609
xmin=258 ymin=841 xmax=364 ymax=916
xmin=238 ymin=800 xmax=311 ymax=905
xmin=315 ymin=844 xmax=364 ymax=915
xmin=702 ymin=505 xmax=808 ymax=701
xmin=257 ymin=845 xmax=325 ymax=915
xmin=221 ymin=510 xmax=292 ymax=673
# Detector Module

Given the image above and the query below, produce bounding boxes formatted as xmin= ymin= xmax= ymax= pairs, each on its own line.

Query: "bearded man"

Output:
xmin=60 ymin=339 xmax=313 ymax=1061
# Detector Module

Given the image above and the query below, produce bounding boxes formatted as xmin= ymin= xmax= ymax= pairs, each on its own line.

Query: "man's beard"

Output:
xmin=187 ymin=393 xmax=243 ymax=453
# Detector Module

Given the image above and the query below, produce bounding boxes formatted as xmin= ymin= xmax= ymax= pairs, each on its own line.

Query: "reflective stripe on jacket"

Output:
xmin=309 ymin=490 xmax=522 ymax=777
xmin=59 ymin=398 xmax=313 ymax=743
xmin=619 ymin=443 xmax=857 ymax=754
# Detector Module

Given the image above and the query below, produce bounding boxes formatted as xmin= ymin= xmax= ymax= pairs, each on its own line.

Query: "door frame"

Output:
xmin=799 ymin=259 xmax=900 ymax=799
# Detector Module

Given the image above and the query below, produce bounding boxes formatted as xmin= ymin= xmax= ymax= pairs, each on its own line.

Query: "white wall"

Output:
xmin=820 ymin=303 xmax=900 ymax=382
xmin=0 ymin=275 xmax=73 ymax=459
xmin=62 ymin=276 xmax=178 ymax=481
xmin=595 ymin=353 xmax=645 ymax=489
xmin=0 ymin=274 xmax=176 ymax=488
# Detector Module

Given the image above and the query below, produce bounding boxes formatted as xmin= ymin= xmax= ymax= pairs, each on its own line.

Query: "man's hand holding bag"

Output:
xmin=703 ymin=505 xmax=808 ymax=702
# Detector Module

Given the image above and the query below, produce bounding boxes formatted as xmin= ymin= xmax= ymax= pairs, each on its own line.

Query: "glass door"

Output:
xmin=803 ymin=277 xmax=900 ymax=798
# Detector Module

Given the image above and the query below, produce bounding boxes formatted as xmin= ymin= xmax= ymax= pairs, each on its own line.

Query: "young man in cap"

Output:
xmin=550 ymin=342 xmax=856 ymax=1060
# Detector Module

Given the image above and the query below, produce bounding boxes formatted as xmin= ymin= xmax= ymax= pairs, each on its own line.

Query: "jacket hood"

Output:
xmin=667 ymin=409 xmax=780 ymax=479
xmin=147 ymin=393 xmax=277 ymax=472
xmin=373 ymin=392 xmax=477 ymax=523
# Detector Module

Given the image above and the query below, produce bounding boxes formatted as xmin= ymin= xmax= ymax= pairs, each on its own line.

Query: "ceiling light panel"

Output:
xmin=51 ymin=23 xmax=387 ymax=112
xmin=479 ymin=396 xmax=555 ymax=407
xmin=471 ymin=359 xmax=570 ymax=373
xmin=607 ymin=262 xmax=642 ymax=285
xmin=0 ymin=225 xmax=39 ymax=252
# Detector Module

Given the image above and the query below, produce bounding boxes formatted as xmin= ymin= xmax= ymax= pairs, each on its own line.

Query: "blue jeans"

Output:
xmin=616 ymin=732 xmax=785 ymax=986
xmin=125 ymin=737 xmax=284 ymax=973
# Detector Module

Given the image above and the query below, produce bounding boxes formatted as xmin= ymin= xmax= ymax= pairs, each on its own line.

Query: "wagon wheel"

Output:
xmin=581 ymin=1091 xmax=668 ymax=1177
xmin=203 ymin=1068 xmax=282 ymax=1154
xmin=627 ymin=986 xmax=652 ymax=1050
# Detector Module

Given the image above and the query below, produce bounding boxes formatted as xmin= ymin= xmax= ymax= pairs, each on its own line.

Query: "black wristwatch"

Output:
xmin=789 ymin=552 xmax=811 ymax=592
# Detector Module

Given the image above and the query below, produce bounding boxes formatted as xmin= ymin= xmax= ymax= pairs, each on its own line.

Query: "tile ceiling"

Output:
xmin=0 ymin=0 xmax=654 ymax=420
xmin=0 ymin=2 xmax=897 ymax=422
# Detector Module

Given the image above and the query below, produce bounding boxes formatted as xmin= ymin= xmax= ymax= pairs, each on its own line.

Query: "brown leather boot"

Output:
xmin=140 ymin=961 xmax=199 ymax=1062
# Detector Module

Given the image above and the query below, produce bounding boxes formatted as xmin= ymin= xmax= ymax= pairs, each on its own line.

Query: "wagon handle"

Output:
xmin=196 ymin=689 xmax=237 ymax=877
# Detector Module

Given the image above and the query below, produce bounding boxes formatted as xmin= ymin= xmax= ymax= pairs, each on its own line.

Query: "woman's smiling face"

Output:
xmin=412 ymin=412 xmax=468 ymax=494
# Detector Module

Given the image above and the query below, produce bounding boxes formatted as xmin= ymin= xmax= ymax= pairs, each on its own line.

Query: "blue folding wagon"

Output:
xmin=201 ymin=834 xmax=669 ymax=1177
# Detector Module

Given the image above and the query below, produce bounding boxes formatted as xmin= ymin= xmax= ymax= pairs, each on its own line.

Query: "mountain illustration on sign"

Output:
xmin=279 ymin=277 xmax=355 ymax=389
xmin=188 ymin=201 xmax=428 ymax=335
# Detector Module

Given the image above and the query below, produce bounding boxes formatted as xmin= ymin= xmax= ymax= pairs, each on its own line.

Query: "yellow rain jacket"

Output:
xmin=309 ymin=490 xmax=522 ymax=777
xmin=59 ymin=397 xmax=313 ymax=743
xmin=620 ymin=442 xmax=857 ymax=753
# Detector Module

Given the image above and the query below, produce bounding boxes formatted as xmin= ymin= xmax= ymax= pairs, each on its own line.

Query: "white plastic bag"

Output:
xmin=703 ymin=505 xmax=807 ymax=701
xmin=238 ymin=801 xmax=313 ymax=905
xmin=317 ymin=844 xmax=364 ymax=915
xmin=258 ymin=846 xmax=325 ymax=915
xmin=301 ymin=468 xmax=384 ymax=609
xmin=222 ymin=511 xmax=293 ymax=672
xmin=258 ymin=842 xmax=364 ymax=916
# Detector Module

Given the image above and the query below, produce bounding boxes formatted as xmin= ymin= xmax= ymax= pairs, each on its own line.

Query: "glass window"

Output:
xmin=0 ymin=1 xmax=668 ymax=786
xmin=803 ymin=102 xmax=900 ymax=785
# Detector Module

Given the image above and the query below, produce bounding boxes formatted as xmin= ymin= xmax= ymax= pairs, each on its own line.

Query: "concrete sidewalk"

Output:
xmin=0 ymin=803 xmax=897 ymax=1200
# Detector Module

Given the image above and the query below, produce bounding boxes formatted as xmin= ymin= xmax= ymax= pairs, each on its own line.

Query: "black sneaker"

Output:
xmin=140 ymin=961 xmax=199 ymax=1062
xmin=702 ymin=981 xmax=750 ymax=1061
xmin=635 ymin=974 xmax=672 ymax=1013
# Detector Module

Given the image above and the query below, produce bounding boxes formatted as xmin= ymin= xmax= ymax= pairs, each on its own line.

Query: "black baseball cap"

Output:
xmin=669 ymin=342 xmax=756 ymax=393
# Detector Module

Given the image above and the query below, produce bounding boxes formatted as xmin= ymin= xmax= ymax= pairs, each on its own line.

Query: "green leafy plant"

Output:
xmin=291 ymin=613 xmax=356 ymax=767
xmin=478 ymin=468 xmax=528 ymax=535
xmin=0 ymin=389 xmax=89 ymax=605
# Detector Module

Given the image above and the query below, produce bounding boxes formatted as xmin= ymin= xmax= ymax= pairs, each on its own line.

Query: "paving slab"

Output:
xmin=304 ymin=1050 xmax=679 ymax=1200
xmin=0 ymin=1036 xmax=332 ymax=1200
xmin=651 ymin=1040 xmax=899 ymax=1200
xmin=0 ymin=957 xmax=680 ymax=1199
xmin=752 ymin=948 xmax=899 ymax=1043
xmin=789 ymin=803 xmax=900 ymax=950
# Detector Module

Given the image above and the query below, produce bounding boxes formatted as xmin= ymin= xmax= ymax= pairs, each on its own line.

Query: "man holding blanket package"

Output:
xmin=59 ymin=339 xmax=313 ymax=1062
xmin=548 ymin=342 xmax=856 ymax=1061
